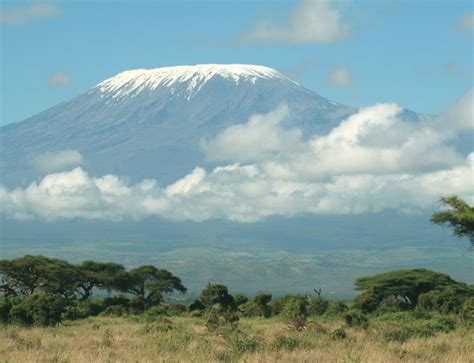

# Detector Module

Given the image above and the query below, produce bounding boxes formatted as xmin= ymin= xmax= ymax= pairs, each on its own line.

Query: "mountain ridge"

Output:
xmin=0 ymin=64 xmax=356 ymax=187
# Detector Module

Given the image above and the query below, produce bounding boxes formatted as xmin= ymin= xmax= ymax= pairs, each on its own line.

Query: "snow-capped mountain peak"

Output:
xmin=96 ymin=64 xmax=297 ymax=100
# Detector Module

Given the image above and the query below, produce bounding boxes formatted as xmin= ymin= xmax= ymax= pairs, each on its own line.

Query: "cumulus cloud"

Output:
xmin=201 ymin=105 xmax=303 ymax=162
xmin=29 ymin=150 xmax=84 ymax=173
xmin=455 ymin=12 xmax=474 ymax=34
xmin=328 ymin=66 xmax=352 ymax=88
xmin=0 ymin=3 xmax=60 ymax=26
xmin=48 ymin=72 xmax=72 ymax=87
xmin=1 ymin=89 xmax=473 ymax=223
xmin=243 ymin=0 xmax=350 ymax=44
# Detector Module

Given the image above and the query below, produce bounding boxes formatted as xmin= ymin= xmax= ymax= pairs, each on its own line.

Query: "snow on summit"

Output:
xmin=96 ymin=64 xmax=297 ymax=99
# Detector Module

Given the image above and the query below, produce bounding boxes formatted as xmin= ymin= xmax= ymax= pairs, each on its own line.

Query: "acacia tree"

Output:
xmin=0 ymin=255 xmax=78 ymax=298
xmin=117 ymin=265 xmax=186 ymax=310
xmin=431 ymin=195 xmax=474 ymax=249
xmin=76 ymin=261 xmax=125 ymax=300
xmin=352 ymin=268 xmax=465 ymax=312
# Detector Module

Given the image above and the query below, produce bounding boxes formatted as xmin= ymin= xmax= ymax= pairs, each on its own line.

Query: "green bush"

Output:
xmin=234 ymin=293 xmax=248 ymax=307
xmin=188 ymin=299 xmax=205 ymax=312
xmin=354 ymin=269 xmax=469 ymax=313
xmin=199 ymin=284 xmax=236 ymax=312
xmin=307 ymin=298 xmax=329 ymax=316
xmin=270 ymin=294 xmax=306 ymax=316
xmin=239 ymin=301 xmax=260 ymax=318
xmin=331 ymin=328 xmax=347 ymax=340
xmin=325 ymin=301 xmax=348 ymax=316
xmin=344 ymin=310 xmax=369 ymax=329
xmin=204 ymin=308 xmax=239 ymax=331
xmin=0 ymin=296 xmax=22 ymax=324
xmin=460 ymin=297 xmax=474 ymax=325
xmin=226 ymin=332 xmax=261 ymax=354
xmin=25 ymin=293 xmax=68 ymax=326
xmin=9 ymin=300 xmax=32 ymax=326
xmin=418 ymin=286 xmax=474 ymax=314
xmin=61 ymin=302 xmax=90 ymax=321
xmin=352 ymin=288 xmax=381 ymax=313
xmin=281 ymin=297 xmax=308 ymax=331
xmin=239 ymin=292 xmax=272 ymax=318
xmin=379 ymin=316 xmax=455 ymax=342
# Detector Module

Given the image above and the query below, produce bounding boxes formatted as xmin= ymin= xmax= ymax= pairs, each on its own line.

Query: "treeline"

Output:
xmin=0 ymin=255 xmax=185 ymax=326
xmin=1 ymin=255 xmax=473 ymax=329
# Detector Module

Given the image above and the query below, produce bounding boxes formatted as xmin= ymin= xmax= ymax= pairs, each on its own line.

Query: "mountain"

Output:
xmin=1 ymin=64 xmax=472 ymax=294
xmin=1 ymin=64 xmax=358 ymax=187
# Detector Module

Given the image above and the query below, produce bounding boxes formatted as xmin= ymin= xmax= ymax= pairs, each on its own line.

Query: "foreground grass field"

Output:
xmin=1 ymin=314 xmax=473 ymax=363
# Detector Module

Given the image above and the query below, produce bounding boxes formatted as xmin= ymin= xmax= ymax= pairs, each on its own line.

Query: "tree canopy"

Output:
xmin=0 ymin=255 xmax=185 ymax=308
xmin=353 ymin=268 xmax=471 ymax=312
xmin=431 ymin=195 xmax=474 ymax=248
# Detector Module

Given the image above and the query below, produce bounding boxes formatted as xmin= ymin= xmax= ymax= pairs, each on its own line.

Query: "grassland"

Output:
xmin=1 ymin=313 xmax=473 ymax=363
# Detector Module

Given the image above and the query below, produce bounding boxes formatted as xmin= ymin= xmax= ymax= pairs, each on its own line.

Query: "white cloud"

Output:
xmin=48 ymin=72 xmax=72 ymax=87
xmin=29 ymin=150 xmax=84 ymax=173
xmin=1 ymin=89 xmax=473 ymax=223
xmin=243 ymin=0 xmax=350 ymax=44
xmin=328 ymin=66 xmax=352 ymax=88
xmin=201 ymin=105 xmax=303 ymax=162
xmin=455 ymin=12 xmax=474 ymax=34
xmin=0 ymin=3 xmax=60 ymax=26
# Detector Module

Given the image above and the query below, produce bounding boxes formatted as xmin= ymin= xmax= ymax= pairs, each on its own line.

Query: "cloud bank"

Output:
xmin=243 ymin=0 xmax=350 ymax=44
xmin=1 ymin=89 xmax=473 ymax=223
xmin=29 ymin=150 xmax=84 ymax=173
xmin=0 ymin=3 xmax=60 ymax=26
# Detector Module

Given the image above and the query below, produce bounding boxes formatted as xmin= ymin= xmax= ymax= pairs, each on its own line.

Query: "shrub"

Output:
xmin=251 ymin=292 xmax=272 ymax=317
xmin=188 ymin=299 xmax=205 ymax=312
xmin=22 ymin=293 xmax=67 ymax=327
xmin=239 ymin=301 xmax=260 ymax=318
xmin=354 ymin=269 xmax=469 ymax=312
xmin=460 ymin=297 xmax=474 ymax=325
xmin=199 ymin=284 xmax=236 ymax=312
xmin=325 ymin=301 xmax=348 ymax=316
xmin=9 ymin=301 xmax=32 ymax=326
xmin=61 ymin=302 xmax=90 ymax=321
xmin=307 ymin=297 xmax=329 ymax=316
xmin=226 ymin=332 xmax=261 ymax=354
xmin=270 ymin=294 xmax=304 ymax=316
xmin=144 ymin=306 xmax=165 ymax=319
xmin=418 ymin=286 xmax=474 ymax=314
xmin=204 ymin=308 xmax=239 ymax=331
xmin=239 ymin=292 xmax=272 ymax=318
xmin=0 ymin=296 xmax=22 ymax=324
xmin=344 ymin=310 xmax=369 ymax=329
xmin=234 ymin=293 xmax=248 ymax=307
xmin=281 ymin=297 xmax=308 ymax=331
xmin=331 ymin=328 xmax=347 ymax=340
xmin=379 ymin=316 xmax=455 ymax=342
xmin=352 ymin=288 xmax=381 ymax=313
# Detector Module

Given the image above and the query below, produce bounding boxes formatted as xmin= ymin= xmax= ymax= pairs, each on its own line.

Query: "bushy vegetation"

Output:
xmin=1 ymin=254 xmax=472 ymax=332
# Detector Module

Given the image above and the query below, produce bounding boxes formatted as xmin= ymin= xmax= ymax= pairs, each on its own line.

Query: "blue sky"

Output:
xmin=1 ymin=0 xmax=473 ymax=126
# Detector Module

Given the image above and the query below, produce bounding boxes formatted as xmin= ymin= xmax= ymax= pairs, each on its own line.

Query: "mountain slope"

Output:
xmin=1 ymin=64 xmax=354 ymax=186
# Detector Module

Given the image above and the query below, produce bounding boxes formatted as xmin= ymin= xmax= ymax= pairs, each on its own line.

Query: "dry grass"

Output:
xmin=0 ymin=316 xmax=472 ymax=363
